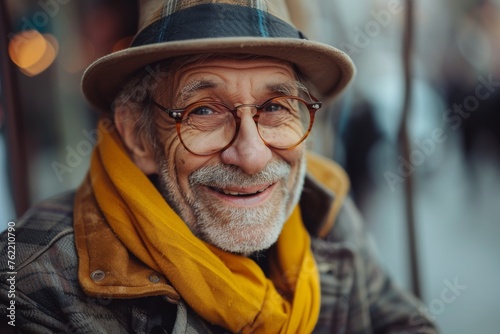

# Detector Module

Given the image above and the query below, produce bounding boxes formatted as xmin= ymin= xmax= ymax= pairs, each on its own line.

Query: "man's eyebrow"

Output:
xmin=266 ymin=81 xmax=309 ymax=97
xmin=177 ymin=79 xmax=217 ymax=106
xmin=176 ymin=80 xmax=308 ymax=105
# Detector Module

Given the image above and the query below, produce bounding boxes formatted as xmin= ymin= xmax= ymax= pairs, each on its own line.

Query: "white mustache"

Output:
xmin=189 ymin=160 xmax=291 ymax=189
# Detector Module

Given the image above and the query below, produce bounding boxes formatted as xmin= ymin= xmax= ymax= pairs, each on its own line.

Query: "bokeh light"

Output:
xmin=8 ymin=30 xmax=58 ymax=77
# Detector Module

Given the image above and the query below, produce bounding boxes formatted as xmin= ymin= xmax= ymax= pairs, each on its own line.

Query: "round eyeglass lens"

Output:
xmin=257 ymin=97 xmax=311 ymax=149
xmin=179 ymin=103 xmax=236 ymax=155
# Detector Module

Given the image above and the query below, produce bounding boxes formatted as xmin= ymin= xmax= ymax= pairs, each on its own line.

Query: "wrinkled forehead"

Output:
xmin=154 ymin=54 xmax=304 ymax=103
xmin=163 ymin=54 xmax=297 ymax=79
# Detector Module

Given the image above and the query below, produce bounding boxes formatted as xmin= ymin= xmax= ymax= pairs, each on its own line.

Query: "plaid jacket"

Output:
xmin=0 ymin=159 xmax=437 ymax=333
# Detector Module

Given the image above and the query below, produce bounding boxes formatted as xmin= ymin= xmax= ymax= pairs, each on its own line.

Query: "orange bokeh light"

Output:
xmin=8 ymin=30 xmax=58 ymax=77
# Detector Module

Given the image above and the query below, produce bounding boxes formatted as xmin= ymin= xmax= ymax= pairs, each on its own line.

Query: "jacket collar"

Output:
xmin=302 ymin=151 xmax=350 ymax=238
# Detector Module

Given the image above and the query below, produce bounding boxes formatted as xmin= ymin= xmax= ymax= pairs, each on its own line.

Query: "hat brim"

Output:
xmin=81 ymin=37 xmax=355 ymax=112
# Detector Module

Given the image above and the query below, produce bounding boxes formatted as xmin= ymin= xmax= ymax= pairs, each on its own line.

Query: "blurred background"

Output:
xmin=1 ymin=0 xmax=499 ymax=332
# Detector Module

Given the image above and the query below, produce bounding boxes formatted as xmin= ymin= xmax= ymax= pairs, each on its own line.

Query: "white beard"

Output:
xmin=157 ymin=157 xmax=307 ymax=255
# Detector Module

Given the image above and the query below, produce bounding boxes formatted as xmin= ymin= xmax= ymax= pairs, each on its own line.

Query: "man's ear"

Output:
xmin=114 ymin=105 xmax=158 ymax=175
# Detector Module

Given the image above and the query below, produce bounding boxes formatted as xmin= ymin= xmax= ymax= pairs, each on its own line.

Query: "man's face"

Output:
xmin=151 ymin=57 xmax=307 ymax=255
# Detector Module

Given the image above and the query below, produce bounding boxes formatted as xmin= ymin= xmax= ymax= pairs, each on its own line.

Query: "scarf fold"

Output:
xmin=75 ymin=119 xmax=320 ymax=333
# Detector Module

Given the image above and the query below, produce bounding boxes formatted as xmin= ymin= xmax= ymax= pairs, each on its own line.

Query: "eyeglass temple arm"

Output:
xmin=152 ymin=100 xmax=183 ymax=120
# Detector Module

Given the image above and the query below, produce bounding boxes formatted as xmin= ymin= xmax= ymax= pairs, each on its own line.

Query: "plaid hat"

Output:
xmin=81 ymin=0 xmax=355 ymax=112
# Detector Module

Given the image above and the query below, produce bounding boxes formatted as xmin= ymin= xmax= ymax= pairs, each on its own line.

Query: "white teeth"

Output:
xmin=220 ymin=187 xmax=268 ymax=196
xmin=223 ymin=190 xmax=243 ymax=196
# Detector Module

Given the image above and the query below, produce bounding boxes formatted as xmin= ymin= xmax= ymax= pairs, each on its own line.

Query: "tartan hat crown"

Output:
xmin=133 ymin=0 xmax=303 ymax=47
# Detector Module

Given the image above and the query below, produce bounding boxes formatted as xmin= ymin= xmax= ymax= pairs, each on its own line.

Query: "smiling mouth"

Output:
xmin=209 ymin=184 xmax=273 ymax=197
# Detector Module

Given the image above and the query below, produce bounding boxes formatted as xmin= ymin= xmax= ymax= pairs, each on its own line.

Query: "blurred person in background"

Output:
xmin=0 ymin=0 xmax=437 ymax=333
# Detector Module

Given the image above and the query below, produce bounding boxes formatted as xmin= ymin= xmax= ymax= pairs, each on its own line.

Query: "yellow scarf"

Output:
xmin=80 ymin=119 xmax=320 ymax=333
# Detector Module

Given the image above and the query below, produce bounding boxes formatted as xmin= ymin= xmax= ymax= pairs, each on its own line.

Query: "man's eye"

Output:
xmin=264 ymin=103 xmax=286 ymax=112
xmin=191 ymin=106 xmax=215 ymax=115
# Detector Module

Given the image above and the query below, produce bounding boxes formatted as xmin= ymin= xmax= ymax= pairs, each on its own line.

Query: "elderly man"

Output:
xmin=0 ymin=0 xmax=437 ymax=333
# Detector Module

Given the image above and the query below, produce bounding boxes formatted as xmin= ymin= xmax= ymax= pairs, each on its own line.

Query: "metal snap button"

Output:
xmin=149 ymin=274 xmax=161 ymax=283
xmin=90 ymin=270 xmax=106 ymax=282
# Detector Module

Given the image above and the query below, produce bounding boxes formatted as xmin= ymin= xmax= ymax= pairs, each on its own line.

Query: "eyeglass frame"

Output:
xmin=152 ymin=95 xmax=322 ymax=156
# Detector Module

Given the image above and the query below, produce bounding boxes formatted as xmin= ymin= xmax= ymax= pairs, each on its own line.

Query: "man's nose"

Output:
xmin=220 ymin=109 xmax=273 ymax=175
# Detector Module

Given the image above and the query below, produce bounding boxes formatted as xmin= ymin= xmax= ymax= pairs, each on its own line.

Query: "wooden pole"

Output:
xmin=399 ymin=0 xmax=421 ymax=298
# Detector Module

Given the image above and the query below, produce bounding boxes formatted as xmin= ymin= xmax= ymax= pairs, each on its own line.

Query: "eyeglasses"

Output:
xmin=152 ymin=96 xmax=322 ymax=156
